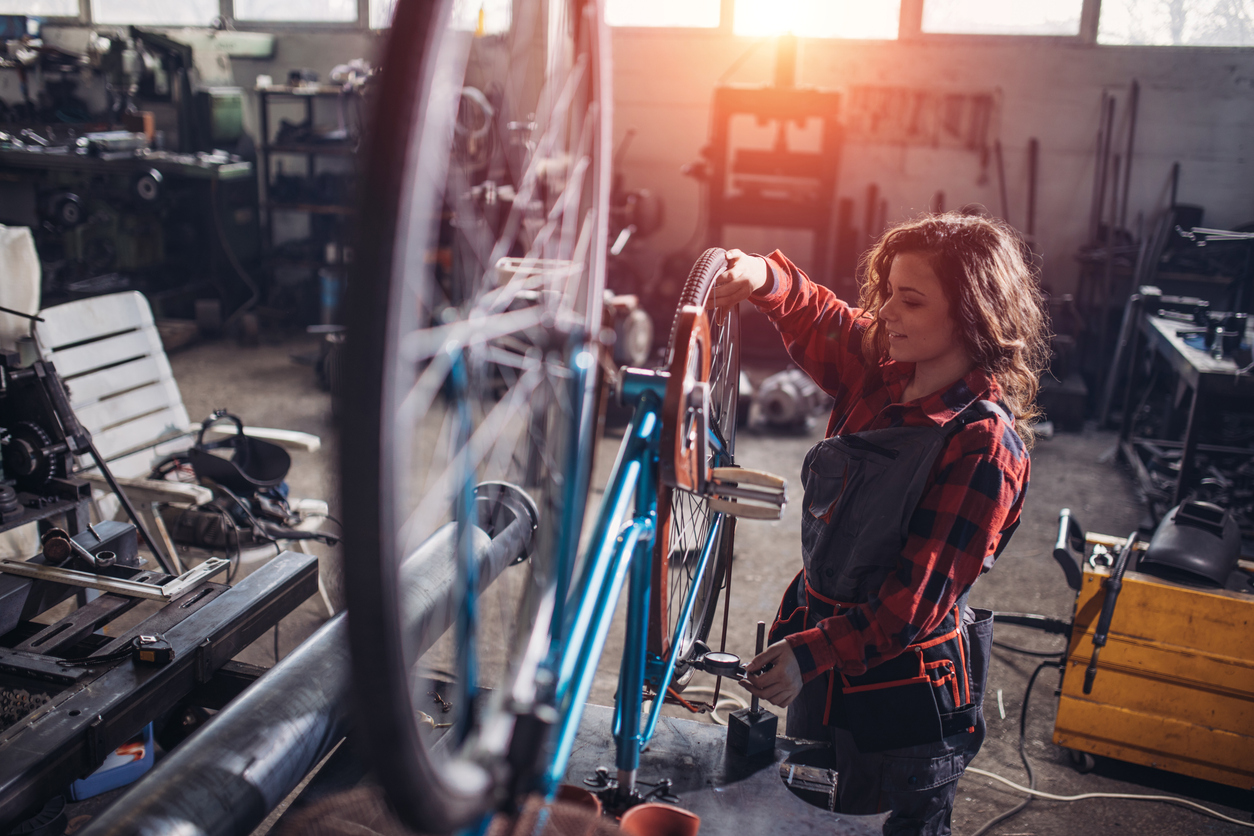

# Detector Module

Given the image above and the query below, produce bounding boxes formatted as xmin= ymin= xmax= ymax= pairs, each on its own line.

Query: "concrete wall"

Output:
xmin=610 ymin=29 xmax=1254 ymax=294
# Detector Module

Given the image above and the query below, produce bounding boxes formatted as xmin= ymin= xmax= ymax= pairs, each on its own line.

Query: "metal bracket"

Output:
xmin=0 ymin=558 xmax=230 ymax=601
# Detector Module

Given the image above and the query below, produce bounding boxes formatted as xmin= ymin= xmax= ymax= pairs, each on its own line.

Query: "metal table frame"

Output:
xmin=1118 ymin=310 xmax=1254 ymax=508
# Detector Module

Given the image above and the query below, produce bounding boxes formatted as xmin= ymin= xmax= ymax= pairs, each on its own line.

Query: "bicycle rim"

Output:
xmin=649 ymin=248 xmax=739 ymax=685
xmin=342 ymin=0 xmax=610 ymax=830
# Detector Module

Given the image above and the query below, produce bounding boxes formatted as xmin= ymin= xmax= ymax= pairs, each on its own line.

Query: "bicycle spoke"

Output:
xmin=398 ymin=366 xmax=545 ymax=559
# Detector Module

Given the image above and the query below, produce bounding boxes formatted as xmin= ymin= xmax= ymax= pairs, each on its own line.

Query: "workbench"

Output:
xmin=564 ymin=704 xmax=881 ymax=835
xmin=0 ymin=144 xmax=259 ymax=307
xmin=1118 ymin=309 xmax=1254 ymax=513
xmin=0 ymin=146 xmax=254 ymax=181
xmin=0 ymin=549 xmax=317 ymax=830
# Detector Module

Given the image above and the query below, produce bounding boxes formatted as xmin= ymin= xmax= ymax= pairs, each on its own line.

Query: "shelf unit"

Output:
xmin=256 ymin=84 xmax=360 ymax=322
xmin=254 ymin=83 xmax=361 ymax=323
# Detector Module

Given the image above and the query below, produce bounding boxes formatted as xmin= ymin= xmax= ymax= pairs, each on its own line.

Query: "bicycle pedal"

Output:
xmin=706 ymin=466 xmax=787 ymax=520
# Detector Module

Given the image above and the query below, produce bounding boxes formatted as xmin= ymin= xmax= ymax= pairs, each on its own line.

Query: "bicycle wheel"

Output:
xmin=648 ymin=248 xmax=740 ymax=686
xmin=341 ymin=0 xmax=610 ymax=831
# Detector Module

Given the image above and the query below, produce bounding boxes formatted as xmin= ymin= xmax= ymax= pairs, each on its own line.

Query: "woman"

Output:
xmin=723 ymin=211 xmax=1048 ymax=836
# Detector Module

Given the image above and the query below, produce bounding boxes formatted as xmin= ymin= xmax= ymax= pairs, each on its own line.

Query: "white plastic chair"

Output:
xmin=34 ymin=291 xmax=335 ymax=613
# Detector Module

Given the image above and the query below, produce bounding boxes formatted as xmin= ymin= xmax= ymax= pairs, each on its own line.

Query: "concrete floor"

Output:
xmin=165 ymin=334 xmax=1252 ymax=836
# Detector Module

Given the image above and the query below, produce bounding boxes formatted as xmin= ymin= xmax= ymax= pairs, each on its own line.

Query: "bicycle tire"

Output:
xmin=341 ymin=0 xmax=611 ymax=831
xmin=649 ymin=248 xmax=739 ymax=686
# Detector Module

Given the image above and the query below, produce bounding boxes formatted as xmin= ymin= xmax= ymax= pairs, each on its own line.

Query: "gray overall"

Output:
xmin=772 ymin=402 xmax=1008 ymax=836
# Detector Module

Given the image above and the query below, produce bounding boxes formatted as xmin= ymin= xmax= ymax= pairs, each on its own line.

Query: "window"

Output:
xmin=373 ymin=0 xmax=511 ymax=30
xmin=733 ymin=0 xmax=900 ymax=38
xmin=91 ymin=0 xmax=218 ymax=26
xmin=369 ymin=0 xmax=394 ymax=28
xmin=606 ymin=0 xmax=719 ymax=28
xmin=0 ymin=0 xmax=77 ymax=16
xmin=1100 ymin=0 xmax=1254 ymax=46
xmin=921 ymin=0 xmax=1084 ymax=36
xmin=236 ymin=0 xmax=357 ymax=22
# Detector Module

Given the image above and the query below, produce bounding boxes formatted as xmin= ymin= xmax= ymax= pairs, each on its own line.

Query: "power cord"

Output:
xmin=966 ymin=767 xmax=1254 ymax=830
xmin=991 ymin=639 xmax=1065 ymax=658
xmin=674 ymin=684 xmax=749 ymax=726
xmin=968 ymin=659 xmax=1054 ymax=836
xmin=969 ymin=640 xmax=1254 ymax=832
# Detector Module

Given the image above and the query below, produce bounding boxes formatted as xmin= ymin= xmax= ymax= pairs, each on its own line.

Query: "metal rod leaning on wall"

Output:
xmin=1119 ymin=80 xmax=1140 ymax=232
xmin=77 ymin=509 xmax=534 ymax=836
xmin=994 ymin=139 xmax=1010 ymax=224
xmin=1026 ymin=138 xmax=1039 ymax=238
xmin=1090 ymin=93 xmax=1117 ymax=247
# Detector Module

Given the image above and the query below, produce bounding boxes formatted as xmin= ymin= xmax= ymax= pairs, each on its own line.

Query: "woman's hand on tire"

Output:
xmin=713 ymin=249 xmax=768 ymax=308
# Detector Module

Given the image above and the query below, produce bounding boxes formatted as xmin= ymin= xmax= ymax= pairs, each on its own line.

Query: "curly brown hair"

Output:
xmin=857 ymin=210 xmax=1050 ymax=447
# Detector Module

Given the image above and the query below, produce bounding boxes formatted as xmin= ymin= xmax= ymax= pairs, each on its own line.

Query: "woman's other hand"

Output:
xmin=738 ymin=640 xmax=804 ymax=708
xmin=713 ymin=249 xmax=768 ymax=308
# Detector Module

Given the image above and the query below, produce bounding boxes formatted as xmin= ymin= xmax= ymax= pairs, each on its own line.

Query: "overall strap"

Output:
xmin=947 ymin=399 xmax=1012 ymax=434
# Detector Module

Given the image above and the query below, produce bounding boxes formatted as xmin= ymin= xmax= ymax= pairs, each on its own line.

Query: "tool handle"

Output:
xmin=751 ymin=621 xmax=765 ymax=713
xmin=1085 ymin=531 xmax=1137 ymax=695
xmin=1052 ymin=508 xmax=1085 ymax=591
xmin=1083 ymin=646 xmax=1102 ymax=695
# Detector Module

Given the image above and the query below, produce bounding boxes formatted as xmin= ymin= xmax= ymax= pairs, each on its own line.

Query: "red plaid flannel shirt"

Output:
xmin=750 ymin=250 xmax=1030 ymax=681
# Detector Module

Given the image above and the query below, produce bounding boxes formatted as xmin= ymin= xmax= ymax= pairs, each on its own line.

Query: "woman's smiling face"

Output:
xmin=877 ymin=252 xmax=967 ymax=370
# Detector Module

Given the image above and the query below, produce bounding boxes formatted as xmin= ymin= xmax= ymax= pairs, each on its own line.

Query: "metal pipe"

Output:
xmin=994 ymin=139 xmax=1009 ymax=224
xmin=79 ymin=615 xmax=352 ymax=836
xmin=79 ymin=504 xmax=533 ymax=836
xmin=1026 ymin=138 xmax=1038 ymax=237
xmin=1090 ymin=93 xmax=1115 ymax=246
xmin=1120 ymin=80 xmax=1139 ymax=230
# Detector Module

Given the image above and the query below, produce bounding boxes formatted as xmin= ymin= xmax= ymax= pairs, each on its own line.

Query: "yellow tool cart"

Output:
xmin=1047 ymin=502 xmax=1254 ymax=791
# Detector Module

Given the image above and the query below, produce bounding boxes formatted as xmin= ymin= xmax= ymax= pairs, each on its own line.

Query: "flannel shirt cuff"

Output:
xmin=749 ymin=250 xmax=787 ymax=308
xmin=784 ymin=627 xmax=840 ymax=684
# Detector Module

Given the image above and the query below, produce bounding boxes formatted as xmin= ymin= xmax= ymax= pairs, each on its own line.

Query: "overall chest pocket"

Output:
xmin=801 ymin=436 xmax=898 ymax=557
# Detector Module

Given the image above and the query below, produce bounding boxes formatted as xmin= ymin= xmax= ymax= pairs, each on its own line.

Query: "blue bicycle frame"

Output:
xmin=535 ymin=361 xmax=731 ymax=797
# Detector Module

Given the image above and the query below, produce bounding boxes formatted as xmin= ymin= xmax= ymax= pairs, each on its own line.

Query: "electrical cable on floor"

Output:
xmin=969 ymin=660 xmax=1054 ymax=836
xmin=680 ymin=684 xmax=749 ymax=726
xmin=991 ymin=640 xmax=1066 ymax=658
xmin=303 ymin=511 xmax=344 ymax=530
xmin=966 ymin=767 xmax=1254 ymax=829
xmin=966 ymin=650 xmax=1254 ymax=832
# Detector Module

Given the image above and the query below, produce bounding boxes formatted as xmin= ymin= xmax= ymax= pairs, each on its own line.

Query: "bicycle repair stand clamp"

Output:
xmin=728 ymin=621 xmax=778 ymax=757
